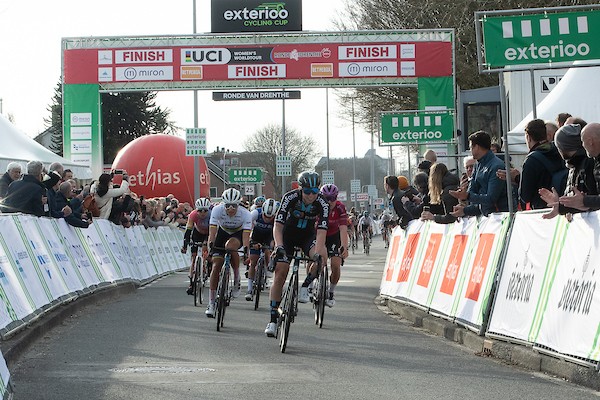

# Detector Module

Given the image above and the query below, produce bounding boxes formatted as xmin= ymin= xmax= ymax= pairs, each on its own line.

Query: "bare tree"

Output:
xmin=243 ymin=124 xmax=321 ymax=197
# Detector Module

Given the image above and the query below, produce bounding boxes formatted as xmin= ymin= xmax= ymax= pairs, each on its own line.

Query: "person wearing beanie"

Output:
xmin=417 ymin=160 xmax=432 ymax=175
xmin=539 ymin=123 xmax=598 ymax=219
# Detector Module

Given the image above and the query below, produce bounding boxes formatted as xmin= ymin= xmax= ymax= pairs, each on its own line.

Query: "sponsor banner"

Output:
xmin=125 ymin=227 xmax=152 ymax=280
xmin=94 ymin=220 xmax=134 ymax=280
xmin=428 ymin=217 xmax=478 ymax=318
xmin=0 ymin=350 xmax=9 ymax=398
xmin=406 ymin=222 xmax=451 ymax=308
xmin=0 ymin=223 xmax=34 ymax=323
xmin=487 ymin=212 xmax=564 ymax=343
xmin=481 ymin=9 xmax=600 ymax=69
xmin=63 ymin=34 xmax=453 ymax=89
xmin=142 ymin=228 xmax=167 ymax=274
xmin=390 ymin=221 xmax=426 ymax=300
xmin=454 ymin=214 xmax=510 ymax=330
xmin=55 ymin=219 xmax=103 ymax=287
xmin=213 ymin=90 xmax=301 ymax=101
xmin=535 ymin=212 xmax=600 ymax=361
xmin=70 ymin=126 xmax=92 ymax=140
xmin=136 ymin=227 xmax=160 ymax=275
xmin=70 ymin=113 xmax=92 ymax=126
xmin=380 ymin=110 xmax=455 ymax=144
xmin=211 ymin=0 xmax=302 ymax=33
xmin=37 ymin=218 xmax=85 ymax=294
xmin=80 ymin=223 xmax=122 ymax=282
xmin=157 ymin=227 xmax=176 ymax=273
xmin=150 ymin=229 xmax=169 ymax=273
xmin=0 ymin=216 xmax=53 ymax=310
xmin=380 ymin=227 xmax=407 ymax=296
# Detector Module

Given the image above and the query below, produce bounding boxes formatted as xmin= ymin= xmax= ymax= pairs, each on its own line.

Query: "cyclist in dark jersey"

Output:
xmin=264 ymin=171 xmax=329 ymax=337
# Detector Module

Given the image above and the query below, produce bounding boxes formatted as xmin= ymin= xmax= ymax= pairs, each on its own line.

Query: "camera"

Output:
xmin=113 ymin=169 xmax=124 ymax=175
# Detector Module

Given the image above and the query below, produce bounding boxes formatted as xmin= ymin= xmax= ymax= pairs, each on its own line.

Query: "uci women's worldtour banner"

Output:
xmin=211 ymin=0 xmax=302 ymax=33
xmin=479 ymin=8 xmax=600 ymax=70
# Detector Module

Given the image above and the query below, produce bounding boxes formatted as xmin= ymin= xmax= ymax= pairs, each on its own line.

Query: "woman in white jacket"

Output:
xmin=91 ymin=172 xmax=130 ymax=219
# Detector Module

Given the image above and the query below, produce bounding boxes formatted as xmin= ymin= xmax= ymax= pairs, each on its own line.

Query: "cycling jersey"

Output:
xmin=325 ymin=200 xmax=348 ymax=236
xmin=209 ymin=203 xmax=253 ymax=234
xmin=276 ymin=189 xmax=329 ymax=232
xmin=250 ymin=208 xmax=274 ymax=245
xmin=188 ymin=209 xmax=211 ymax=234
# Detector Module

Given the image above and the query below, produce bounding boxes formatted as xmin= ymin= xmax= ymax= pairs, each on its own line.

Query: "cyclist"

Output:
xmin=379 ymin=209 xmax=393 ymax=248
xmin=181 ymin=197 xmax=212 ymax=295
xmin=264 ymin=171 xmax=329 ymax=337
xmin=358 ymin=211 xmax=374 ymax=247
xmin=349 ymin=206 xmax=360 ymax=241
xmin=250 ymin=195 xmax=265 ymax=211
xmin=205 ymin=188 xmax=253 ymax=318
xmin=320 ymin=184 xmax=348 ymax=307
xmin=245 ymin=198 xmax=278 ymax=301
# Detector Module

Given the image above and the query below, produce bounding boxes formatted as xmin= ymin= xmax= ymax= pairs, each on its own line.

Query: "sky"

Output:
xmin=0 ymin=0 xmax=380 ymax=161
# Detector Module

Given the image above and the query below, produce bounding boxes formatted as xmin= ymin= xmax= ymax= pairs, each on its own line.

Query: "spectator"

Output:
xmin=0 ymin=162 xmax=22 ymax=199
xmin=450 ymin=130 xmax=509 ymax=217
xmin=546 ymin=121 xmax=559 ymax=142
xmin=565 ymin=116 xmax=586 ymax=128
xmin=383 ymin=175 xmax=414 ymax=229
xmin=45 ymin=171 xmax=72 ymax=218
xmin=57 ymin=181 xmax=89 ymax=228
xmin=518 ymin=119 xmax=567 ymax=209
xmin=540 ymin=123 xmax=598 ymax=219
xmin=2 ymin=160 xmax=47 ymax=216
xmin=62 ymin=169 xmax=74 ymax=181
xmin=556 ymin=112 xmax=571 ymax=127
xmin=44 ymin=162 xmax=64 ymax=190
xmin=490 ymin=143 xmax=502 ymax=153
xmin=417 ymin=160 xmax=432 ymax=175
xmin=423 ymin=149 xmax=437 ymax=163
xmin=420 ymin=163 xmax=460 ymax=224
xmin=141 ymin=199 xmax=170 ymax=228
xmin=91 ymin=172 xmax=130 ymax=219
xmin=403 ymin=172 xmax=429 ymax=218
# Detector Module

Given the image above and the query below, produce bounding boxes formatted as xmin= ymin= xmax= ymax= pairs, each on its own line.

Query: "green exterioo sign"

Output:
xmin=482 ymin=9 xmax=600 ymax=69
xmin=380 ymin=110 xmax=454 ymax=144
xmin=228 ymin=168 xmax=263 ymax=183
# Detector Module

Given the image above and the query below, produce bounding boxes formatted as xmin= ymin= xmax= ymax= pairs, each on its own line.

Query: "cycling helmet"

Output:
xmin=253 ymin=196 xmax=266 ymax=206
xmin=297 ymin=171 xmax=320 ymax=188
xmin=195 ymin=197 xmax=211 ymax=210
xmin=262 ymin=198 xmax=278 ymax=218
xmin=320 ymin=184 xmax=338 ymax=200
xmin=222 ymin=188 xmax=242 ymax=204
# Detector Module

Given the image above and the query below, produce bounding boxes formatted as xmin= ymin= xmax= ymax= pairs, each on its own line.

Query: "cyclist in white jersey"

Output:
xmin=205 ymin=188 xmax=253 ymax=318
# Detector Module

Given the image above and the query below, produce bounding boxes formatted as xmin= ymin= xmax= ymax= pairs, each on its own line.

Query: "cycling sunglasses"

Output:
xmin=197 ymin=208 xmax=209 ymax=213
xmin=324 ymin=195 xmax=337 ymax=202
xmin=225 ymin=203 xmax=238 ymax=209
xmin=302 ymin=187 xmax=319 ymax=195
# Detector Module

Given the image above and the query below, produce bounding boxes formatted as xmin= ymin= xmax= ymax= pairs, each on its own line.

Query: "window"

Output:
xmin=463 ymin=102 xmax=502 ymax=152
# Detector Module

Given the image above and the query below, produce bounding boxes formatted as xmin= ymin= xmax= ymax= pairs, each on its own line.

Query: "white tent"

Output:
xmin=507 ymin=64 xmax=600 ymax=154
xmin=0 ymin=114 xmax=92 ymax=179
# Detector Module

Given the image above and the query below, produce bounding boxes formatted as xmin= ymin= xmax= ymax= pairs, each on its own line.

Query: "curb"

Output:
xmin=381 ymin=297 xmax=600 ymax=391
xmin=0 ymin=282 xmax=138 ymax=369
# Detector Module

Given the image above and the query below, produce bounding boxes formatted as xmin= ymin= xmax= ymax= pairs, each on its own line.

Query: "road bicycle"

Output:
xmin=251 ymin=243 xmax=271 ymax=310
xmin=213 ymin=247 xmax=235 ymax=331
xmin=191 ymin=241 xmax=210 ymax=306
xmin=363 ymin=229 xmax=371 ymax=255
xmin=312 ymin=255 xmax=328 ymax=328
xmin=277 ymin=248 xmax=319 ymax=353
xmin=348 ymin=229 xmax=357 ymax=255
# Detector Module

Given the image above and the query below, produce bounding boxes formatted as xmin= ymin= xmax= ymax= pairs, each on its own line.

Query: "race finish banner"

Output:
xmin=476 ymin=5 xmax=600 ymax=72
xmin=380 ymin=109 xmax=455 ymax=144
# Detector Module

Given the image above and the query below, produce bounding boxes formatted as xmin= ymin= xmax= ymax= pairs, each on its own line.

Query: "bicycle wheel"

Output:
xmin=216 ymin=266 xmax=229 ymax=331
xmin=279 ymin=273 xmax=296 ymax=353
xmin=254 ymin=256 xmax=264 ymax=310
xmin=318 ymin=263 xmax=328 ymax=328
xmin=194 ymin=255 xmax=203 ymax=306
xmin=313 ymin=274 xmax=321 ymax=325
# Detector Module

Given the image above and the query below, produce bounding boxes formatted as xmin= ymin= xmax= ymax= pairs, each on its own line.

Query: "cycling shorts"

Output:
xmin=190 ymin=230 xmax=209 ymax=253
xmin=211 ymin=227 xmax=243 ymax=258
xmin=326 ymin=232 xmax=343 ymax=257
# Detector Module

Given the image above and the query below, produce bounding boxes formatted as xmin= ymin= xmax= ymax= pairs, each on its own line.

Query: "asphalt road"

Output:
xmin=9 ymin=237 xmax=600 ymax=399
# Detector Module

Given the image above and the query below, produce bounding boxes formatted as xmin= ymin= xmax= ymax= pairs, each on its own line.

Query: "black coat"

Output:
xmin=520 ymin=142 xmax=566 ymax=209
xmin=55 ymin=192 xmax=88 ymax=228
xmin=0 ymin=172 xmax=14 ymax=198
xmin=2 ymin=175 xmax=46 ymax=216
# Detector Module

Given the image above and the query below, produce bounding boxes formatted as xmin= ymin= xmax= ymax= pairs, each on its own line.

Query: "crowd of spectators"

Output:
xmin=0 ymin=163 xmax=194 ymax=230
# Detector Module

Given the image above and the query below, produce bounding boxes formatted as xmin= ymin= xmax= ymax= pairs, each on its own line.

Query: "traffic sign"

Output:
xmin=367 ymin=184 xmax=378 ymax=198
xmin=350 ymin=179 xmax=361 ymax=193
xmin=380 ymin=110 xmax=454 ymax=144
xmin=276 ymin=156 xmax=292 ymax=176
xmin=185 ymin=128 xmax=207 ymax=156
xmin=338 ymin=190 xmax=348 ymax=201
xmin=356 ymin=193 xmax=369 ymax=202
xmin=322 ymin=170 xmax=335 ymax=185
xmin=228 ymin=167 xmax=263 ymax=183
xmin=244 ymin=185 xmax=255 ymax=196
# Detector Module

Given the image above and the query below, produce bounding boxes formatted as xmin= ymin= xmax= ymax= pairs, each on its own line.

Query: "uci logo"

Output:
xmin=182 ymin=48 xmax=231 ymax=65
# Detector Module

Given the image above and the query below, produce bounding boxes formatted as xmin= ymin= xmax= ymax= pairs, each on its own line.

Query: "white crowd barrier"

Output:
xmin=0 ymin=214 xmax=188 ymax=395
xmin=380 ymin=210 xmax=600 ymax=368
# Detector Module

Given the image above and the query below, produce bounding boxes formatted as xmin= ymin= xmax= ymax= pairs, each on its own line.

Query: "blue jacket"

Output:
xmin=464 ymin=150 xmax=509 ymax=216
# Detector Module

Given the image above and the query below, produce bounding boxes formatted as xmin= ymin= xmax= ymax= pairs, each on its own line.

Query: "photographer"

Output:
xmin=90 ymin=170 xmax=130 ymax=220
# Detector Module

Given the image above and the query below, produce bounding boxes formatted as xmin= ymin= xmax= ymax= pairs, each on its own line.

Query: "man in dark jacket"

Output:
xmin=384 ymin=175 xmax=414 ymax=229
xmin=520 ymin=119 xmax=567 ymax=209
xmin=56 ymin=181 xmax=89 ymax=228
xmin=2 ymin=160 xmax=47 ymax=216
xmin=0 ymin=162 xmax=22 ymax=199
xmin=450 ymin=130 xmax=509 ymax=216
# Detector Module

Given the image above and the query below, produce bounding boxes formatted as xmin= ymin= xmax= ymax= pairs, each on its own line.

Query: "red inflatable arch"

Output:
xmin=112 ymin=134 xmax=210 ymax=205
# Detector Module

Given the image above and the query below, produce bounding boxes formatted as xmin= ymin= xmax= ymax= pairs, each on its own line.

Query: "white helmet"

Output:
xmin=195 ymin=197 xmax=211 ymax=210
xmin=222 ymin=188 xmax=242 ymax=204
xmin=262 ymin=198 xmax=278 ymax=218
